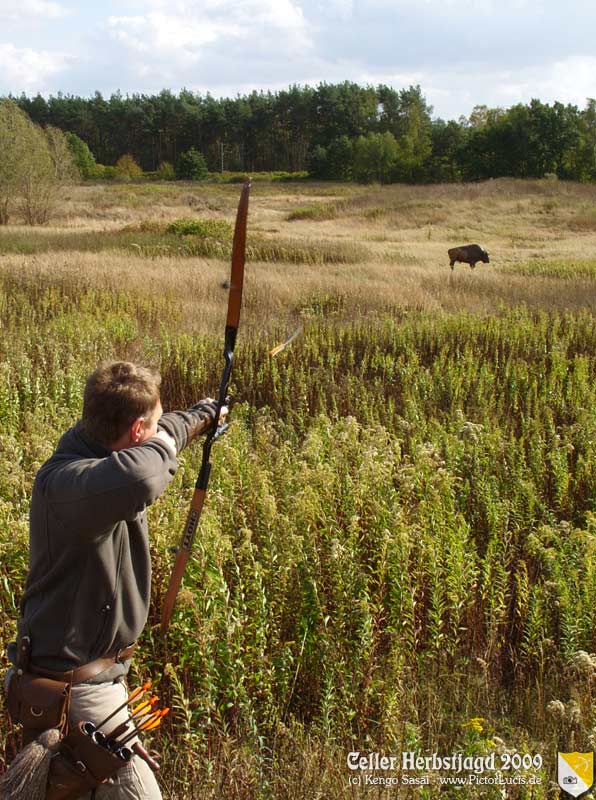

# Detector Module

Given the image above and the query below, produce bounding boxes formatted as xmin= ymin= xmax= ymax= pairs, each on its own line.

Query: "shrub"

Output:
xmin=91 ymin=164 xmax=116 ymax=180
xmin=176 ymin=148 xmax=208 ymax=181
xmin=114 ymin=154 xmax=143 ymax=180
xmin=209 ymin=171 xmax=307 ymax=183
xmin=156 ymin=161 xmax=176 ymax=180
xmin=166 ymin=218 xmax=232 ymax=238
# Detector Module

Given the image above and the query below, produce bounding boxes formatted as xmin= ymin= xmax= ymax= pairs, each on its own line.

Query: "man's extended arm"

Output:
xmin=40 ymin=402 xmax=219 ymax=536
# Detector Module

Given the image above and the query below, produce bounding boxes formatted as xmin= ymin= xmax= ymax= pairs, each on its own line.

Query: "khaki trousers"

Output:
xmin=69 ymin=681 xmax=162 ymax=800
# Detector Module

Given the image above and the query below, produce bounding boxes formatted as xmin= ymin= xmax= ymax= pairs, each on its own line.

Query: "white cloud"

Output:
xmin=108 ymin=13 xmax=218 ymax=61
xmin=106 ymin=0 xmax=311 ymax=75
xmin=362 ymin=0 xmax=536 ymax=10
xmin=0 ymin=43 xmax=69 ymax=89
xmin=358 ymin=69 xmax=426 ymax=88
xmin=341 ymin=56 xmax=596 ymax=119
xmin=470 ymin=57 xmax=596 ymax=110
xmin=0 ymin=0 xmax=66 ymax=19
xmin=321 ymin=0 xmax=354 ymax=20
xmin=429 ymin=58 xmax=596 ymax=117
xmin=542 ymin=56 xmax=596 ymax=105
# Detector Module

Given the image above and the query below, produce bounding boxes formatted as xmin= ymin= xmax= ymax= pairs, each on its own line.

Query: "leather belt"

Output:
xmin=30 ymin=644 xmax=136 ymax=684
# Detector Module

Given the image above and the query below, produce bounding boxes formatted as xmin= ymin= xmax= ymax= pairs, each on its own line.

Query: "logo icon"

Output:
xmin=558 ymin=753 xmax=594 ymax=797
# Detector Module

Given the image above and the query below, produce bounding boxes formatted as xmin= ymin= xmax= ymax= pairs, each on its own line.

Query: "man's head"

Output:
xmin=82 ymin=361 xmax=162 ymax=450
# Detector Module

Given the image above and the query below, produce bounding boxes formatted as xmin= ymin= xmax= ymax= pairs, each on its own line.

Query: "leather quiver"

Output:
xmin=46 ymin=721 xmax=128 ymax=800
xmin=6 ymin=670 xmax=70 ymax=735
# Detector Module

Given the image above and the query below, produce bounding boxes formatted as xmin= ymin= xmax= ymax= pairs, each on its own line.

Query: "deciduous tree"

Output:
xmin=0 ymin=100 xmax=32 ymax=223
xmin=65 ymin=132 xmax=97 ymax=178
xmin=0 ymin=100 xmax=76 ymax=224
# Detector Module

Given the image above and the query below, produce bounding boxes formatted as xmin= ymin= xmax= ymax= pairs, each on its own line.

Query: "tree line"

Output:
xmin=5 ymin=83 xmax=596 ymax=183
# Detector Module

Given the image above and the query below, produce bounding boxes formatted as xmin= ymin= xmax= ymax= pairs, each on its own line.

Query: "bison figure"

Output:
xmin=448 ymin=244 xmax=490 ymax=271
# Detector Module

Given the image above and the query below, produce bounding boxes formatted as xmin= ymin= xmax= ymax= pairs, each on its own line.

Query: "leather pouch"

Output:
xmin=46 ymin=721 xmax=127 ymax=800
xmin=6 ymin=670 xmax=71 ymax=734
xmin=45 ymin=752 xmax=100 ymax=800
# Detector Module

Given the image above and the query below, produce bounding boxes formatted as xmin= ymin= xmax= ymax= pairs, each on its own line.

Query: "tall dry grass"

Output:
xmin=3 ymin=175 xmax=596 ymax=321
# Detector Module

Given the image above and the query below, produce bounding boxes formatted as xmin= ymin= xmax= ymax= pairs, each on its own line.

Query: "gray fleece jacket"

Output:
xmin=17 ymin=408 xmax=207 ymax=682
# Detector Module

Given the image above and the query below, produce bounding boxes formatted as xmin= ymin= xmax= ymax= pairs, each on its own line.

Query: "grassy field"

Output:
xmin=2 ymin=177 xmax=596 ymax=798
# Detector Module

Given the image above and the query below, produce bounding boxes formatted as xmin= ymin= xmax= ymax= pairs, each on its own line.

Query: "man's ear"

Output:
xmin=131 ymin=416 xmax=145 ymax=444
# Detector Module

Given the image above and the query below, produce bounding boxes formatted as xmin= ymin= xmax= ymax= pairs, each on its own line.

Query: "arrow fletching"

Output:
xmin=269 ymin=327 xmax=301 ymax=357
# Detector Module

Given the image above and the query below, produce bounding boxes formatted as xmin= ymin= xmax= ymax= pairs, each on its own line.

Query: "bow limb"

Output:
xmin=160 ymin=178 xmax=251 ymax=634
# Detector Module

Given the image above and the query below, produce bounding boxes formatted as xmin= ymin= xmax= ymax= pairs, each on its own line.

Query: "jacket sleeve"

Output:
xmin=157 ymin=405 xmax=215 ymax=453
xmin=41 ymin=438 xmax=179 ymax=534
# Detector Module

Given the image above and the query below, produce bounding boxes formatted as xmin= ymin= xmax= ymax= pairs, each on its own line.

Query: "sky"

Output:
xmin=1 ymin=0 xmax=595 ymax=121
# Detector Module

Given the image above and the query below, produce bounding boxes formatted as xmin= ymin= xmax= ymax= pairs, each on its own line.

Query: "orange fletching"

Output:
xmin=131 ymin=696 xmax=157 ymax=716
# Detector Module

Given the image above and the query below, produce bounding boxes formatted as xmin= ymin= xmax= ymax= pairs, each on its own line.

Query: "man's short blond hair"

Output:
xmin=82 ymin=361 xmax=161 ymax=446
